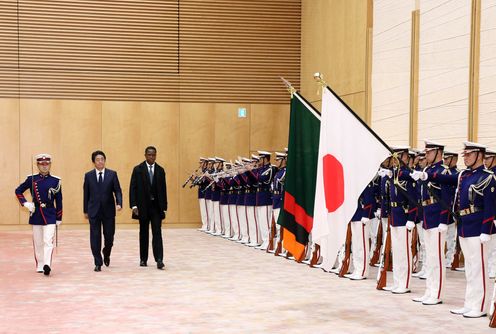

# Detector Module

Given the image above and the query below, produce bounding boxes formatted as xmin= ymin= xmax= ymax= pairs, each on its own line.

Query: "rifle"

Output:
xmin=267 ymin=216 xmax=277 ymax=253
xmin=338 ymin=223 xmax=352 ymax=277
xmin=310 ymin=244 xmax=321 ymax=267
xmin=370 ymin=218 xmax=383 ymax=266
xmin=376 ymin=216 xmax=392 ymax=290
xmin=411 ymin=225 xmax=419 ymax=272
xmin=489 ymin=280 xmax=496 ymax=327
xmin=274 ymin=227 xmax=283 ymax=256
xmin=450 ymin=235 xmax=462 ymax=270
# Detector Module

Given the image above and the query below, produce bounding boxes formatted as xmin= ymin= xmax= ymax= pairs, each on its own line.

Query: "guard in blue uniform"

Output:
xmin=412 ymin=142 xmax=496 ymax=318
xmin=381 ymin=146 xmax=418 ymax=293
xmin=234 ymin=159 xmax=251 ymax=244
xmin=15 ymin=154 xmax=62 ymax=276
xmin=345 ymin=175 xmax=380 ymax=280
xmin=443 ymin=151 xmax=460 ymax=268
xmin=412 ymin=150 xmax=428 ymax=279
xmin=204 ymin=158 xmax=216 ymax=234
xmin=484 ymin=149 xmax=496 ymax=278
xmin=242 ymin=155 xmax=261 ymax=247
xmin=195 ymin=157 xmax=209 ymax=231
xmin=410 ymin=140 xmax=452 ymax=305
xmin=254 ymin=151 xmax=275 ymax=250
xmin=270 ymin=152 xmax=287 ymax=254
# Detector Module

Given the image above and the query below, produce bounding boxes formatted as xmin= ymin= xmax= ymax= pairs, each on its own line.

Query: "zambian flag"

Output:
xmin=278 ymin=92 xmax=321 ymax=261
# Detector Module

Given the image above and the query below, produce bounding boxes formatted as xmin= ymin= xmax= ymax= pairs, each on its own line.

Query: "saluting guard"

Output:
xmin=15 ymin=154 xmax=62 ymax=276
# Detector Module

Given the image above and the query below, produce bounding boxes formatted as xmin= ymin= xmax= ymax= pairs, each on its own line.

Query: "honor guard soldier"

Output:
xmin=410 ymin=140 xmax=451 ymax=305
xmin=15 ymin=154 xmax=62 ymax=276
xmin=218 ymin=162 xmax=232 ymax=238
xmin=381 ymin=146 xmax=418 ymax=293
xmin=254 ymin=151 xmax=275 ymax=250
xmin=235 ymin=157 xmax=252 ymax=244
xmin=443 ymin=151 xmax=460 ymax=268
xmin=211 ymin=157 xmax=224 ymax=236
xmin=412 ymin=142 xmax=496 ymax=318
xmin=484 ymin=149 xmax=496 ymax=279
xmin=412 ymin=150 xmax=428 ymax=279
xmin=226 ymin=161 xmax=241 ymax=241
xmin=345 ymin=176 xmax=380 ymax=280
xmin=204 ymin=158 xmax=216 ymax=234
xmin=196 ymin=157 xmax=209 ymax=232
xmin=271 ymin=152 xmax=287 ymax=254
xmin=242 ymin=155 xmax=261 ymax=247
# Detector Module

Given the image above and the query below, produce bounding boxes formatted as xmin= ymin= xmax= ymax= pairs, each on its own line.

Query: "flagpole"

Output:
xmin=313 ymin=73 xmax=393 ymax=154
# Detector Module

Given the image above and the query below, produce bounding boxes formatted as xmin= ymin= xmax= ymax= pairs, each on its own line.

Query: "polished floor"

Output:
xmin=0 ymin=228 xmax=494 ymax=334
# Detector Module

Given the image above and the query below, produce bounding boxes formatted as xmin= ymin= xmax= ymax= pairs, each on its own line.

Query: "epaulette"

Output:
xmin=483 ymin=169 xmax=494 ymax=175
xmin=51 ymin=175 xmax=61 ymax=179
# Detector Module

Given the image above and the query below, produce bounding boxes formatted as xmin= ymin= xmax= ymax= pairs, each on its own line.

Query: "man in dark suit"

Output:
xmin=129 ymin=146 xmax=168 ymax=269
xmin=83 ymin=150 xmax=123 ymax=272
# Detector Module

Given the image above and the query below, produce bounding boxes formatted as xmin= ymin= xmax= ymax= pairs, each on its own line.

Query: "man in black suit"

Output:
xmin=83 ymin=150 xmax=123 ymax=272
xmin=129 ymin=146 xmax=168 ymax=270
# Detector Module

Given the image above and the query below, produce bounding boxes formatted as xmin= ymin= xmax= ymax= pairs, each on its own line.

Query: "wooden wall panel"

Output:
xmin=301 ymin=0 xmax=368 ymax=111
xmin=250 ymin=104 xmax=290 ymax=152
xmin=0 ymin=99 xmax=19 ymax=225
xmin=179 ymin=103 xmax=215 ymax=224
xmin=102 ymin=101 xmax=179 ymax=225
xmin=214 ymin=104 xmax=251 ymax=161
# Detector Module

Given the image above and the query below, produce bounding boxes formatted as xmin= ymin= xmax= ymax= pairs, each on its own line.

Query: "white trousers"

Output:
xmin=350 ymin=220 xmax=370 ymax=277
xmin=32 ymin=224 xmax=56 ymax=270
xmin=213 ymin=201 xmax=222 ymax=235
xmin=391 ymin=226 xmax=413 ymax=290
xmin=369 ymin=218 xmax=379 ymax=261
xmin=220 ymin=204 xmax=231 ymax=237
xmin=199 ymin=198 xmax=208 ymax=231
xmin=487 ymin=235 xmax=496 ymax=276
xmin=460 ymin=236 xmax=490 ymax=313
xmin=246 ymin=206 xmax=260 ymax=246
xmin=206 ymin=199 xmax=214 ymax=232
xmin=417 ymin=223 xmax=426 ymax=271
xmin=237 ymin=206 xmax=249 ymax=243
xmin=445 ymin=223 xmax=457 ymax=267
xmin=229 ymin=204 xmax=239 ymax=240
xmin=256 ymin=205 xmax=272 ymax=248
xmin=423 ymin=228 xmax=446 ymax=300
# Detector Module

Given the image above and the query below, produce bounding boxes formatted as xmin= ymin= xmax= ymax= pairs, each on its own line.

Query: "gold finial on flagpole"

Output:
xmin=280 ymin=76 xmax=296 ymax=97
xmin=313 ymin=72 xmax=327 ymax=96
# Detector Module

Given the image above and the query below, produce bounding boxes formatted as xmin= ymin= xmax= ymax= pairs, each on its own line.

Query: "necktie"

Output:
xmin=98 ymin=172 xmax=103 ymax=184
xmin=149 ymin=165 xmax=154 ymax=184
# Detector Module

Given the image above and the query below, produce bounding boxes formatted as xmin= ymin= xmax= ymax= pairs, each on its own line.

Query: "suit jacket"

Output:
xmin=83 ymin=169 xmax=123 ymax=219
xmin=129 ymin=161 xmax=168 ymax=220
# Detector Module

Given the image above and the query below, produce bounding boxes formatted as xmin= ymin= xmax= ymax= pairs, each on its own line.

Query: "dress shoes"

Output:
xmin=157 ymin=261 xmax=165 ymax=270
xmin=382 ymin=285 xmax=397 ymax=292
xmin=391 ymin=288 xmax=410 ymax=294
xmin=450 ymin=307 xmax=471 ymax=315
xmin=412 ymin=295 xmax=428 ymax=303
xmin=140 ymin=260 xmax=147 ymax=267
xmin=43 ymin=265 xmax=51 ymax=276
xmin=462 ymin=310 xmax=486 ymax=318
xmin=104 ymin=256 xmax=110 ymax=267
xmin=422 ymin=298 xmax=442 ymax=305
xmin=94 ymin=265 xmax=101 ymax=272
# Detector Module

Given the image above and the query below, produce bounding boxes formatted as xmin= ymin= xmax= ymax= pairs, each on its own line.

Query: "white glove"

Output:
xmin=494 ymin=220 xmax=496 ymax=228
xmin=56 ymin=220 xmax=62 ymax=226
xmin=23 ymin=202 xmax=35 ymax=213
xmin=360 ymin=217 xmax=370 ymax=225
xmin=410 ymin=170 xmax=427 ymax=181
xmin=378 ymin=168 xmax=391 ymax=178
xmin=437 ymin=223 xmax=448 ymax=233
xmin=406 ymin=221 xmax=415 ymax=231
xmin=164 ymin=211 xmax=167 ymax=218
xmin=374 ymin=209 xmax=381 ymax=219
xmin=480 ymin=233 xmax=491 ymax=244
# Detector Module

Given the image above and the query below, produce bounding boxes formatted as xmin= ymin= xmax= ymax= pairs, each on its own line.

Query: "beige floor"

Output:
xmin=0 ymin=228 xmax=494 ymax=334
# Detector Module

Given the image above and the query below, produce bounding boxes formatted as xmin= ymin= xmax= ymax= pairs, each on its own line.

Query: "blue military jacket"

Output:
xmin=241 ymin=171 xmax=256 ymax=206
xmin=379 ymin=172 xmax=391 ymax=219
xmin=351 ymin=178 xmax=379 ymax=222
xmin=15 ymin=173 xmax=63 ymax=225
xmin=271 ymin=167 xmax=286 ymax=209
xmin=429 ymin=165 xmax=495 ymax=237
xmin=389 ymin=166 xmax=418 ymax=227
xmin=255 ymin=164 xmax=274 ymax=206
xmin=233 ymin=174 xmax=245 ymax=206
xmin=419 ymin=161 xmax=451 ymax=230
